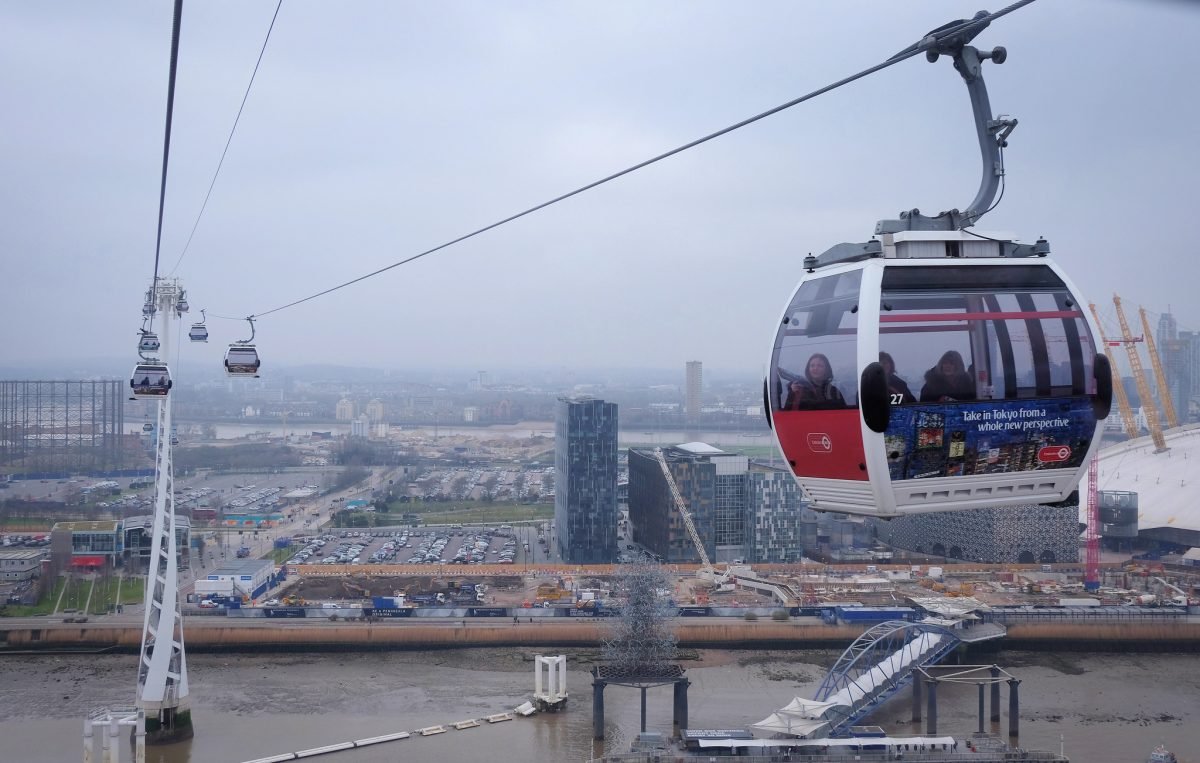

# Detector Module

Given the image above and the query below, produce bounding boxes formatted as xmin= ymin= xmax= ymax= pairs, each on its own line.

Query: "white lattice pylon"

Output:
xmin=136 ymin=280 xmax=189 ymax=723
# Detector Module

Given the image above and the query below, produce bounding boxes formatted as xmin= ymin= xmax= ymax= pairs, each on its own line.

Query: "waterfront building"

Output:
xmin=364 ymin=398 xmax=386 ymax=423
xmin=350 ymin=415 xmax=369 ymax=438
xmin=334 ymin=398 xmax=356 ymax=421
xmin=746 ymin=465 xmax=808 ymax=562
xmin=628 ymin=443 xmax=808 ymax=563
xmin=194 ymin=558 xmax=275 ymax=601
xmin=685 ymin=361 xmax=702 ymax=421
xmin=627 ymin=445 xmax=716 ymax=563
xmin=554 ymin=397 xmax=618 ymax=563
xmin=49 ymin=520 xmax=123 ymax=570
xmin=0 ymin=548 xmax=46 ymax=582
xmin=123 ymin=515 xmax=191 ymax=568
xmin=875 ymin=504 xmax=1079 ymax=564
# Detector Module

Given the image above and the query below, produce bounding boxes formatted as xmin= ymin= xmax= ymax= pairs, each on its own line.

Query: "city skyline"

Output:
xmin=3 ymin=1 xmax=1199 ymax=374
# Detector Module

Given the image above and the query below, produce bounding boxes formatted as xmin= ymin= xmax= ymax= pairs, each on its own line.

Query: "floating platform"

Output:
xmin=417 ymin=725 xmax=447 ymax=736
xmin=486 ymin=713 xmax=514 ymax=723
xmin=452 ymin=719 xmax=480 ymax=730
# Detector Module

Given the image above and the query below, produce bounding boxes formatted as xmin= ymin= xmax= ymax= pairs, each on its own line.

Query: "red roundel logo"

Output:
xmin=807 ymin=433 xmax=833 ymax=453
xmin=1037 ymin=445 xmax=1071 ymax=463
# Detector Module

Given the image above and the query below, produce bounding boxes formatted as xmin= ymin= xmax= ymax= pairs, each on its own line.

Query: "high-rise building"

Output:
xmin=627 ymin=443 xmax=807 ymax=563
xmin=1170 ymin=330 xmax=1199 ymax=421
xmin=365 ymin=399 xmax=386 ymax=424
xmin=685 ymin=361 xmax=702 ymax=421
xmin=335 ymin=398 xmax=356 ymax=421
xmin=350 ymin=415 xmax=370 ymax=438
xmin=1157 ymin=312 xmax=1177 ymax=348
xmin=554 ymin=397 xmax=618 ymax=563
xmin=628 ymin=445 xmax=717 ymax=564
xmin=1157 ymin=311 xmax=1199 ymax=423
xmin=746 ymin=466 xmax=808 ymax=562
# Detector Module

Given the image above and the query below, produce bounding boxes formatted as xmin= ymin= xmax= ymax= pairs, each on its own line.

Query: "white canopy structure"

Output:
xmin=750 ymin=713 xmax=829 ymax=738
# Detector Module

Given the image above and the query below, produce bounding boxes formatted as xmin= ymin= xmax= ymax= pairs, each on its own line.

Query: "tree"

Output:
xmin=602 ymin=554 xmax=678 ymax=677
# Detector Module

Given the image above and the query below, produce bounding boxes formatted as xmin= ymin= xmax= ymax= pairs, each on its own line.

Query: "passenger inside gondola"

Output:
xmin=880 ymin=351 xmax=916 ymax=404
xmin=919 ymin=350 xmax=975 ymax=402
xmin=782 ymin=353 xmax=846 ymax=410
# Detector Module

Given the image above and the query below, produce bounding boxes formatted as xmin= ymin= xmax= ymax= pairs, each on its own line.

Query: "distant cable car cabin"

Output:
xmin=189 ymin=323 xmax=208 ymax=342
xmin=130 ymin=364 xmax=172 ymax=399
xmin=225 ymin=345 xmax=261 ymax=378
xmin=142 ymin=423 xmax=154 ymax=433
xmin=138 ymin=332 xmax=160 ymax=354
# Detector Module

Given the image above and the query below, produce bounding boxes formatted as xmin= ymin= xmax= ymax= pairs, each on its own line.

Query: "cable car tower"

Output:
xmin=135 ymin=277 xmax=192 ymax=744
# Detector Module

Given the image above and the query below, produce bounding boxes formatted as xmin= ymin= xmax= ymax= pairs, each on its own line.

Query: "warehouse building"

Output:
xmin=194 ymin=559 xmax=275 ymax=602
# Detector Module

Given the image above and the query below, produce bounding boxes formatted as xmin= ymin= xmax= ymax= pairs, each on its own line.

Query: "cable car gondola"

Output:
xmin=224 ymin=317 xmax=261 ymax=377
xmin=189 ymin=310 xmax=208 ymax=342
xmin=138 ymin=331 xmax=160 ymax=355
xmin=142 ymin=423 xmax=153 ymax=433
xmin=765 ymin=24 xmax=1111 ymax=518
xmin=130 ymin=363 xmax=172 ymax=399
xmin=176 ymin=291 xmax=189 ymax=315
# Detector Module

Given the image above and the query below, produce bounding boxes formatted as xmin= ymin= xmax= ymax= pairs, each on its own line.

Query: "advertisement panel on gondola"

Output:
xmin=884 ymin=398 xmax=1093 ymax=480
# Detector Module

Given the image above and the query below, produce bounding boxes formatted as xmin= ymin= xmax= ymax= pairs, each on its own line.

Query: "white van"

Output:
xmin=322 ymin=602 xmax=340 ymax=609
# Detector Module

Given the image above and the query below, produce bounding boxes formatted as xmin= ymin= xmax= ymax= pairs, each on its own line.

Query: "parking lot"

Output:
xmin=283 ymin=524 xmax=537 ymax=569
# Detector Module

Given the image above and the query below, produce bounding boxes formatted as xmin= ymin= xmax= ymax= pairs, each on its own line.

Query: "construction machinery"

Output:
xmin=651 ymin=447 xmax=748 ymax=588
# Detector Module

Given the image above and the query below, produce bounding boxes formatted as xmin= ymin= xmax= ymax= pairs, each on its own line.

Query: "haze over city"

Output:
xmin=2 ymin=0 xmax=1198 ymax=379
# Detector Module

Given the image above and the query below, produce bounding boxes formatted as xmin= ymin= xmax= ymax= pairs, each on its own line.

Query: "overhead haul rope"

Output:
xmin=167 ymin=0 xmax=285 ymax=278
xmin=237 ymin=0 xmax=1039 ymax=321
xmin=147 ymin=0 xmax=184 ymax=331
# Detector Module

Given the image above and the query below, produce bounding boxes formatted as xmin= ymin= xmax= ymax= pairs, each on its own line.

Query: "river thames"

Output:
xmin=128 ymin=420 xmax=779 ymax=451
xmin=0 ymin=648 xmax=1194 ymax=762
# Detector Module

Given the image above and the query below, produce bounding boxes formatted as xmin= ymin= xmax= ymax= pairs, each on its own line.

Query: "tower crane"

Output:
xmin=1113 ymin=295 xmax=1168 ymax=452
xmin=1088 ymin=303 xmax=1138 ymax=440
xmin=1139 ymin=307 xmax=1179 ymax=429
xmin=651 ymin=448 xmax=742 ymax=587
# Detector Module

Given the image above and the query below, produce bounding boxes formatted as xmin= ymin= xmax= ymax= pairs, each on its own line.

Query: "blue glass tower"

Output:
xmin=554 ymin=397 xmax=618 ymax=563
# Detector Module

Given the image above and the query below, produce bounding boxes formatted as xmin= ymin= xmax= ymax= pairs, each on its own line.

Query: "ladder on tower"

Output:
xmin=1113 ymin=294 xmax=1169 ymax=452
xmin=1088 ymin=303 xmax=1138 ymax=439
xmin=1138 ymin=306 xmax=1180 ymax=429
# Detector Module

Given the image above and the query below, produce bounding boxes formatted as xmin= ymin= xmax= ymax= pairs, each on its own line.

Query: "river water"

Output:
xmin=125 ymin=420 xmax=777 ymax=450
xmin=0 ymin=649 xmax=1194 ymax=763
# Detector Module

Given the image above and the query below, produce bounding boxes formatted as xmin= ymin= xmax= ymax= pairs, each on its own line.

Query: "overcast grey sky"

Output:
xmin=2 ymin=0 xmax=1197 ymax=378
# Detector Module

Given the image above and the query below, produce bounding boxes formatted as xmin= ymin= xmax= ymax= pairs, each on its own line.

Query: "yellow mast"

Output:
xmin=1088 ymin=302 xmax=1138 ymax=439
xmin=1139 ymin=306 xmax=1179 ymax=429
xmin=1113 ymin=294 xmax=1168 ymax=452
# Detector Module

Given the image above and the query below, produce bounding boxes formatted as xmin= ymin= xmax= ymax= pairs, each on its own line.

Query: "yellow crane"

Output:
xmin=1139 ymin=307 xmax=1179 ymax=429
xmin=1113 ymin=294 xmax=1168 ymax=452
xmin=1088 ymin=303 xmax=1138 ymax=439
